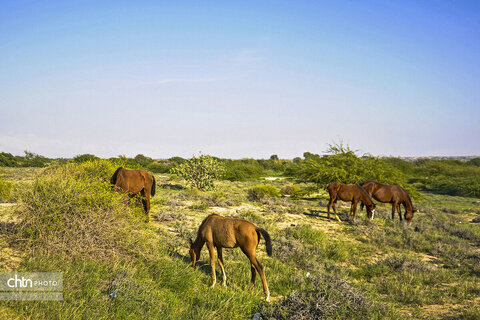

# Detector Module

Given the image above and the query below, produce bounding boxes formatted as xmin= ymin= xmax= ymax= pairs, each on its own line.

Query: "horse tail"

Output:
xmin=256 ymin=228 xmax=272 ymax=256
xmin=151 ymin=174 xmax=156 ymax=197
xmin=110 ymin=167 xmax=123 ymax=185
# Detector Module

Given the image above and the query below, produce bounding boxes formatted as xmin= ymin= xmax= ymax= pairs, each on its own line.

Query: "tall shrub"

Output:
xmin=172 ymin=154 xmax=222 ymax=190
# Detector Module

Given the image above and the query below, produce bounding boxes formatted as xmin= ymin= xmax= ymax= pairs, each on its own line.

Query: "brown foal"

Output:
xmin=189 ymin=214 xmax=273 ymax=302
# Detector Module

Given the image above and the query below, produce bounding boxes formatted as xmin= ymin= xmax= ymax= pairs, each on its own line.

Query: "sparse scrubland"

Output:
xmin=0 ymin=150 xmax=479 ymax=319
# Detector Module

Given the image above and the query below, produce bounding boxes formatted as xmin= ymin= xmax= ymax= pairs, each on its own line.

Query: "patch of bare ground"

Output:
xmin=419 ymin=299 xmax=479 ymax=319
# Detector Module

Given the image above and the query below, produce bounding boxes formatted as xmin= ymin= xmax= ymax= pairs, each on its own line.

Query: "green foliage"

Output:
xmin=73 ymin=153 xmax=99 ymax=163
xmin=15 ymin=160 xmax=148 ymax=259
xmin=222 ymin=159 xmax=264 ymax=181
xmin=134 ymin=154 xmax=154 ymax=167
xmin=147 ymin=161 xmax=173 ymax=173
xmin=295 ymin=143 xmax=408 ymax=190
xmin=172 ymin=154 xmax=222 ymax=190
xmin=247 ymin=184 xmax=280 ymax=201
xmin=280 ymin=184 xmax=300 ymax=196
xmin=0 ymin=151 xmax=50 ymax=167
xmin=22 ymin=150 xmax=51 ymax=167
xmin=409 ymin=159 xmax=480 ymax=198
xmin=0 ymin=152 xmax=19 ymax=167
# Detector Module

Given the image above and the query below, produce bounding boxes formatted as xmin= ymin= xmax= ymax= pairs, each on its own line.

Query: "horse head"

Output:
xmin=405 ymin=209 xmax=415 ymax=225
xmin=366 ymin=203 xmax=376 ymax=220
xmin=189 ymin=238 xmax=200 ymax=267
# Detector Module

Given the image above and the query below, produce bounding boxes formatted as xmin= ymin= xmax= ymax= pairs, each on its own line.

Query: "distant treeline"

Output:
xmin=1 ymin=149 xmax=480 ymax=198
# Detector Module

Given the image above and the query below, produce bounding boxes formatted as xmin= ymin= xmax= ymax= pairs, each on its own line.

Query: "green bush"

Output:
xmin=21 ymin=151 xmax=51 ymax=167
xmin=171 ymin=154 xmax=222 ymax=191
xmin=0 ymin=152 xmax=20 ymax=167
xmin=280 ymin=184 xmax=300 ymax=196
xmin=147 ymin=161 xmax=174 ymax=173
xmin=247 ymin=184 xmax=280 ymax=201
xmin=134 ymin=154 xmax=154 ymax=167
xmin=407 ymin=159 xmax=480 ymax=198
xmin=73 ymin=154 xmax=99 ymax=163
xmin=15 ymin=160 xmax=149 ymax=260
xmin=222 ymin=159 xmax=264 ymax=181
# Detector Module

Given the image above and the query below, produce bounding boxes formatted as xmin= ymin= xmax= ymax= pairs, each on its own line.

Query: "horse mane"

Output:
xmin=197 ymin=214 xmax=218 ymax=235
xmin=110 ymin=167 xmax=123 ymax=185
xmin=359 ymin=180 xmax=376 ymax=186
xmin=357 ymin=184 xmax=374 ymax=204
xmin=398 ymin=185 xmax=414 ymax=210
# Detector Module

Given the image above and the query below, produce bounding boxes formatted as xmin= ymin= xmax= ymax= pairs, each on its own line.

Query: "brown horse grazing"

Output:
xmin=360 ymin=180 xmax=415 ymax=224
xmin=189 ymin=214 xmax=273 ymax=302
xmin=326 ymin=182 xmax=376 ymax=222
xmin=110 ymin=167 xmax=156 ymax=222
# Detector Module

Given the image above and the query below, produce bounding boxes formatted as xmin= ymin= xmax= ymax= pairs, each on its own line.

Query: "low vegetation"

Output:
xmin=0 ymin=149 xmax=479 ymax=319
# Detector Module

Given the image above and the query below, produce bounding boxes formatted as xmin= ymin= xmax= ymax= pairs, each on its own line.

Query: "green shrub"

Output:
xmin=147 ymin=161 xmax=173 ymax=173
xmin=134 ymin=154 xmax=154 ymax=167
xmin=73 ymin=154 xmax=99 ymax=163
xmin=405 ymin=159 xmax=480 ymax=198
xmin=222 ymin=159 xmax=264 ymax=181
xmin=247 ymin=184 xmax=280 ymax=201
xmin=15 ymin=160 xmax=149 ymax=260
xmin=188 ymin=201 xmax=209 ymax=211
xmin=280 ymin=184 xmax=300 ymax=196
xmin=21 ymin=151 xmax=50 ymax=167
xmin=171 ymin=154 xmax=222 ymax=190
xmin=0 ymin=152 xmax=20 ymax=167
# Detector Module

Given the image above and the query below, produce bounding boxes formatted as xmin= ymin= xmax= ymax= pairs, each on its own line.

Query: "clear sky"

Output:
xmin=1 ymin=0 xmax=479 ymax=159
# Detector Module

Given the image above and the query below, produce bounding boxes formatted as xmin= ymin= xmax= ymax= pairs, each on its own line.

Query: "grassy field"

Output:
xmin=0 ymin=165 xmax=479 ymax=319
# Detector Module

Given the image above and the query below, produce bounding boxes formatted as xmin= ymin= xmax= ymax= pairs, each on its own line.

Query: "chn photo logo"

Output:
xmin=7 ymin=275 xmax=32 ymax=288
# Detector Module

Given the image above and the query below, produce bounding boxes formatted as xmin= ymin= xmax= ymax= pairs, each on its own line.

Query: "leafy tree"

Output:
xmin=172 ymin=154 xmax=222 ymax=190
xmin=134 ymin=154 xmax=154 ymax=167
xmin=295 ymin=143 xmax=410 ymax=193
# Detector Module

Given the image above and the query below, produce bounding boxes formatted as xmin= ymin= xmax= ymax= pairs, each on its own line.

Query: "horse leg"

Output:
xmin=327 ymin=196 xmax=335 ymax=220
xmin=217 ymin=247 xmax=227 ymax=287
xmin=352 ymin=202 xmax=358 ymax=220
xmin=397 ymin=203 xmax=403 ymax=221
xmin=206 ymin=242 xmax=216 ymax=288
xmin=245 ymin=251 xmax=270 ymax=302
xmin=391 ymin=203 xmax=396 ymax=220
xmin=248 ymin=264 xmax=257 ymax=291
xmin=332 ymin=200 xmax=341 ymax=222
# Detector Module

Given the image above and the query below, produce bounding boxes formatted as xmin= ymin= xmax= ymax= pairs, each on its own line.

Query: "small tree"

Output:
xmin=172 ymin=154 xmax=222 ymax=190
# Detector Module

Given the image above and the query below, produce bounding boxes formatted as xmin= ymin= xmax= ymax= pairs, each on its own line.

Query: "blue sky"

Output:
xmin=1 ymin=0 xmax=479 ymax=158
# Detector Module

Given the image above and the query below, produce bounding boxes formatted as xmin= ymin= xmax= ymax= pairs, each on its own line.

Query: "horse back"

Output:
xmin=115 ymin=168 xmax=153 ymax=194
xmin=201 ymin=215 xmax=258 ymax=248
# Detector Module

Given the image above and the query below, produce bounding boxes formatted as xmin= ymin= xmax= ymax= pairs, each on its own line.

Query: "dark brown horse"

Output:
xmin=360 ymin=180 xmax=415 ymax=224
xmin=326 ymin=182 xmax=376 ymax=222
xmin=110 ymin=167 xmax=156 ymax=222
xmin=189 ymin=214 xmax=273 ymax=302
